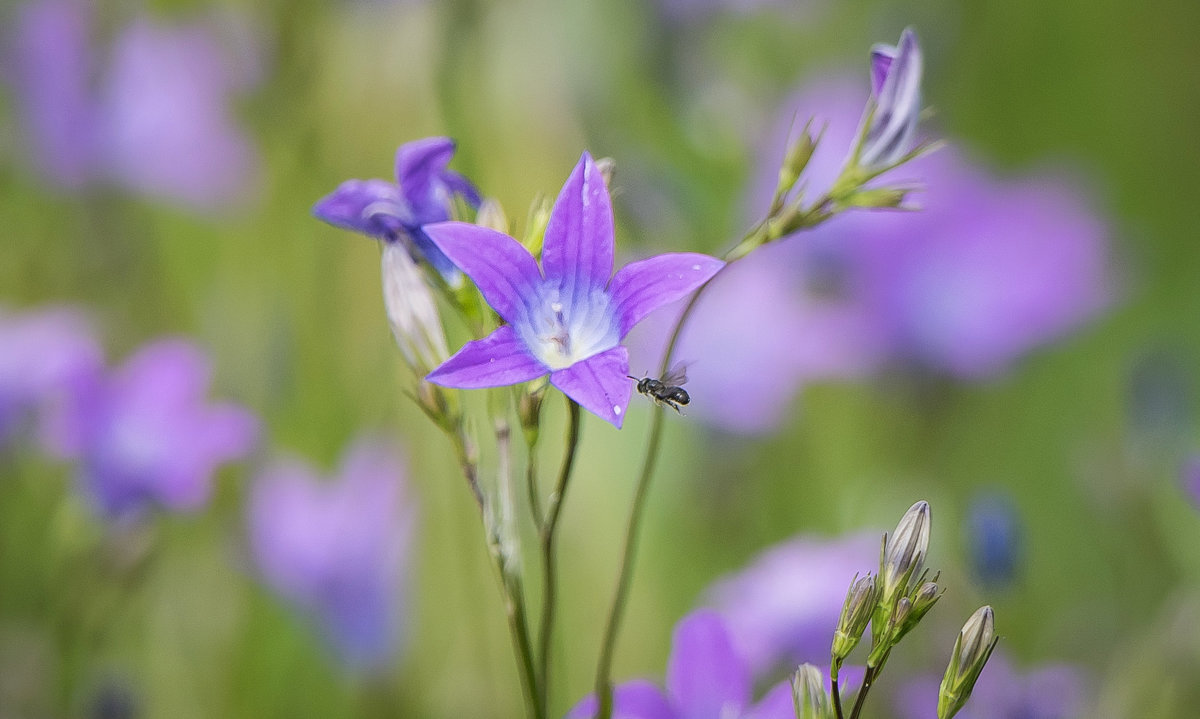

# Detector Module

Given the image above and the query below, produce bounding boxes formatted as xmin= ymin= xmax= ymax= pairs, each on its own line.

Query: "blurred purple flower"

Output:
xmin=640 ymin=77 xmax=1110 ymax=434
xmin=703 ymin=533 xmax=878 ymax=677
xmin=966 ymin=491 xmax=1022 ymax=589
xmin=424 ymin=153 xmax=723 ymax=427
xmin=0 ymin=305 xmax=102 ymax=448
xmin=7 ymin=0 xmax=262 ymax=210
xmin=1183 ymin=455 xmax=1200 ymax=508
xmin=55 ymin=339 xmax=258 ymax=518
xmin=897 ymin=651 xmax=1084 ymax=719
xmin=565 ymin=609 xmax=795 ymax=719
xmin=313 ymin=137 xmax=482 ymax=281
xmin=249 ymin=439 xmax=415 ymax=670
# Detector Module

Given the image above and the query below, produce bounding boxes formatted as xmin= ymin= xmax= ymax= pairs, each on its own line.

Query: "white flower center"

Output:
xmin=521 ymin=283 xmax=619 ymax=371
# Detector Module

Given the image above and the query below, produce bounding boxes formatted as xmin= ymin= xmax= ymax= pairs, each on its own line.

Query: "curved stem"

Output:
xmin=526 ymin=455 xmax=544 ymax=533
xmin=848 ymin=665 xmax=878 ymax=719
xmin=593 ymin=285 xmax=709 ymax=719
xmin=537 ymin=398 xmax=582 ymax=715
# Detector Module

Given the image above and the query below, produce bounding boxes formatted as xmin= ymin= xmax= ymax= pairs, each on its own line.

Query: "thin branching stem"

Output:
xmin=537 ymin=398 xmax=582 ymax=715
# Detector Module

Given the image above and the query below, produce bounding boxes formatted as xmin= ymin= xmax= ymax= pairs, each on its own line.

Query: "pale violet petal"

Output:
xmin=423 ymin=221 xmax=543 ymax=326
xmin=564 ymin=680 xmax=677 ymax=719
xmin=549 ymin=346 xmax=631 ymax=428
xmin=541 ymin=153 xmax=615 ymax=309
xmin=610 ymin=253 xmax=725 ymax=337
xmin=665 ymin=610 xmax=750 ymax=719
xmin=426 ymin=325 xmax=547 ymax=389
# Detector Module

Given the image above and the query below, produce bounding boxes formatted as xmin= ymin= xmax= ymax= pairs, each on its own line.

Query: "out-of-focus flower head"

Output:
xmin=54 ymin=339 xmax=258 ymax=518
xmin=897 ymin=651 xmax=1084 ymax=719
xmin=966 ymin=490 xmax=1022 ymax=589
xmin=0 ymin=305 xmax=102 ymax=448
xmin=6 ymin=0 xmax=263 ymax=210
xmin=313 ymin=137 xmax=483 ymax=281
xmin=703 ymin=532 xmax=878 ymax=677
xmin=249 ymin=439 xmax=416 ymax=670
xmin=423 ymin=153 xmax=723 ymax=427
xmin=1182 ymin=455 xmax=1200 ymax=509
xmin=565 ymin=609 xmax=797 ymax=719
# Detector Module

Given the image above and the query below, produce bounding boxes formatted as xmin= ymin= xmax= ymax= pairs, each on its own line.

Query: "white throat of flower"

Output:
xmin=522 ymin=283 xmax=619 ymax=371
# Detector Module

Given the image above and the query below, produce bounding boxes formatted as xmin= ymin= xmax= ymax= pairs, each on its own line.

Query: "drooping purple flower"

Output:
xmin=313 ymin=137 xmax=482 ymax=281
xmin=6 ymin=1 xmax=263 ymax=209
xmin=423 ymin=153 xmax=724 ymax=428
xmin=897 ymin=651 xmax=1084 ymax=719
xmin=966 ymin=491 xmax=1022 ymax=589
xmin=859 ymin=28 xmax=923 ymax=170
xmin=1182 ymin=455 xmax=1200 ymax=509
xmin=248 ymin=439 xmax=415 ymax=670
xmin=55 ymin=339 xmax=258 ymax=518
xmin=703 ymin=533 xmax=879 ymax=677
xmin=0 ymin=305 xmax=102 ymax=448
xmin=565 ymin=609 xmax=796 ymax=719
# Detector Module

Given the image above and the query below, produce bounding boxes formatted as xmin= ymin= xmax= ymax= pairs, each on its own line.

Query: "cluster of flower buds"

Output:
xmin=820 ymin=500 xmax=996 ymax=719
xmin=728 ymin=28 xmax=931 ymax=262
xmin=867 ymin=500 xmax=938 ymax=668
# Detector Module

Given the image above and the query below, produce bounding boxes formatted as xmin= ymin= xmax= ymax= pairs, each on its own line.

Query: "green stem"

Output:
xmin=526 ymin=453 xmax=544 ymax=533
xmin=593 ymin=284 xmax=709 ymax=719
xmin=848 ymin=665 xmax=878 ymax=719
xmin=537 ymin=399 xmax=582 ymax=715
xmin=832 ymin=666 xmax=846 ymax=719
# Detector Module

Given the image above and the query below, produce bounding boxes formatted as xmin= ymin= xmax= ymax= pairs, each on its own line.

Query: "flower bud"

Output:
xmin=938 ymin=606 xmax=998 ymax=719
xmin=776 ymin=121 xmax=817 ymax=198
xmin=522 ymin=196 xmax=552 ymax=257
xmin=381 ymin=241 xmax=449 ymax=375
xmin=791 ymin=664 xmax=832 ymax=719
xmin=880 ymin=500 xmax=931 ymax=602
xmin=832 ymin=574 xmax=879 ymax=662
xmin=842 ymin=186 xmax=916 ymax=210
xmin=518 ymin=383 xmax=546 ymax=447
xmin=595 ymin=157 xmax=617 ymax=188
xmin=476 ymin=198 xmax=509 ymax=233
xmin=859 ymin=27 xmax=923 ymax=170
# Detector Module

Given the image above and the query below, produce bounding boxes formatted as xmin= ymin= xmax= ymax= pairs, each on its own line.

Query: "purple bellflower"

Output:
xmin=54 ymin=339 xmax=258 ymax=519
xmin=565 ymin=609 xmax=796 ymax=719
xmin=897 ymin=651 xmax=1084 ymax=719
xmin=313 ymin=137 xmax=482 ymax=281
xmin=703 ymin=533 xmax=878 ymax=678
xmin=423 ymin=153 xmax=724 ymax=428
xmin=0 ymin=305 xmax=102 ymax=448
xmin=859 ymin=28 xmax=923 ymax=170
xmin=249 ymin=439 xmax=415 ymax=670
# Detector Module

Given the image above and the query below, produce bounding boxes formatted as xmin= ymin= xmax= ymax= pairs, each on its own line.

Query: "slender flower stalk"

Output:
xmin=537 ymin=398 xmax=582 ymax=714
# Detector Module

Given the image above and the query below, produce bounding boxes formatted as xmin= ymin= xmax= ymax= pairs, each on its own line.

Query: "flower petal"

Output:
xmin=549 ymin=346 xmax=631 ymax=428
xmin=869 ymin=45 xmax=895 ymax=97
xmin=610 ymin=253 xmax=725 ymax=337
xmin=423 ymin=221 xmax=542 ymax=326
xmin=745 ymin=681 xmax=795 ymax=719
xmin=542 ymin=153 xmax=615 ymax=307
xmin=394 ymin=136 xmax=455 ymax=207
xmin=564 ymin=680 xmax=677 ymax=719
xmin=426 ymin=325 xmax=546 ymax=389
xmin=861 ymin=27 xmax=922 ymax=169
xmin=313 ymin=179 xmax=408 ymax=238
xmin=665 ymin=610 xmax=750 ymax=719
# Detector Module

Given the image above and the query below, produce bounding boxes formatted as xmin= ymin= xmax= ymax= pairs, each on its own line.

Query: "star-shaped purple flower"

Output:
xmin=313 ymin=137 xmax=482 ymax=280
xmin=423 ymin=153 xmax=724 ymax=428
xmin=565 ymin=609 xmax=795 ymax=719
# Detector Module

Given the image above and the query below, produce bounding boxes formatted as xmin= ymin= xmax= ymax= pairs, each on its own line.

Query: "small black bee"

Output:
xmin=628 ymin=363 xmax=690 ymax=413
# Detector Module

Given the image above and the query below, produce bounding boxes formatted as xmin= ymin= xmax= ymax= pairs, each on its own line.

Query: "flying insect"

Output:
xmin=628 ymin=362 xmax=690 ymax=413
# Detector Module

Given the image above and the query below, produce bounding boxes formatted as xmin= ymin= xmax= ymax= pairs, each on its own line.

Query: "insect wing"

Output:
xmin=660 ymin=361 xmax=689 ymax=388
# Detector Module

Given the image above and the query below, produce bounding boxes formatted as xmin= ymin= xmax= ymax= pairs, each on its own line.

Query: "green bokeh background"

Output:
xmin=3 ymin=0 xmax=1200 ymax=716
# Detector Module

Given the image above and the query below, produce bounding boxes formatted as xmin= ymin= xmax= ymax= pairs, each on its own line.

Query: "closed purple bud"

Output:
xmin=860 ymin=28 xmax=923 ymax=170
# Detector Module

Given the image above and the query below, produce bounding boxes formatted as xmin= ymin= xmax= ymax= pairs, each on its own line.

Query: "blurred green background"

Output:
xmin=3 ymin=0 xmax=1200 ymax=717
